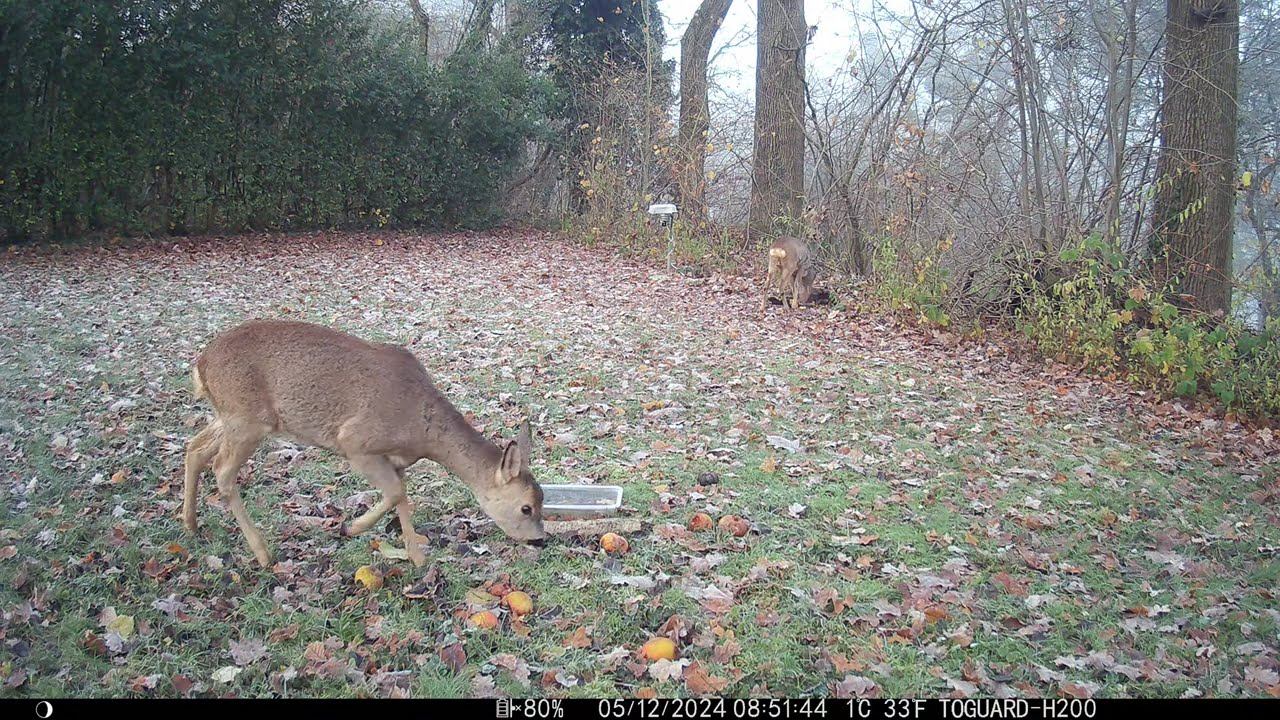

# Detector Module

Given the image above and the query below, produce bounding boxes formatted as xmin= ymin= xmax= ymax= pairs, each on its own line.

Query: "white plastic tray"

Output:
xmin=542 ymin=484 xmax=623 ymax=519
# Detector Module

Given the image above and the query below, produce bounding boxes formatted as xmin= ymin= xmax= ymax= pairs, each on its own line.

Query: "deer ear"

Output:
xmin=499 ymin=439 xmax=525 ymax=483
xmin=517 ymin=420 xmax=532 ymax=471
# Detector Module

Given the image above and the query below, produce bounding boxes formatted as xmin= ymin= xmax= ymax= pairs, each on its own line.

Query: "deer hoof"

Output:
xmin=339 ymin=522 xmax=352 ymax=538
xmin=404 ymin=533 xmax=429 ymax=567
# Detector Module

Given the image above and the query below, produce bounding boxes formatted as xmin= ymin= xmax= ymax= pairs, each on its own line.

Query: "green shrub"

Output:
xmin=0 ymin=1 xmax=550 ymax=240
xmin=1016 ymin=234 xmax=1130 ymax=369
xmin=1017 ymin=234 xmax=1280 ymax=417
xmin=869 ymin=236 xmax=952 ymax=327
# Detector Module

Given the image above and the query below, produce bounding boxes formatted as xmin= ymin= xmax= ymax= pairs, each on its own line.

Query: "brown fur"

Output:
xmin=182 ymin=319 xmax=545 ymax=568
xmin=760 ymin=236 xmax=816 ymax=311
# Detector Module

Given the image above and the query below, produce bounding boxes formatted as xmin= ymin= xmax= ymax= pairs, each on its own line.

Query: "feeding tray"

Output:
xmin=542 ymin=484 xmax=623 ymax=520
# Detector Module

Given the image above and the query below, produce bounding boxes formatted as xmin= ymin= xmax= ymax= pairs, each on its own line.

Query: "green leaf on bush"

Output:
xmin=1212 ymin=380 xmax=1236 ymax=406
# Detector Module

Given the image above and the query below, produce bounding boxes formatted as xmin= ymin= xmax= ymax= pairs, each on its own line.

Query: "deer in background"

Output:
xmin=760 ymin=236 xmax=816 ymax=311
xmin=182 ymin=319 xmax=546 ymax=568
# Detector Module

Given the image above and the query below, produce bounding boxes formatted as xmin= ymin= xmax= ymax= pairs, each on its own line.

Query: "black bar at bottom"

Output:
xmin=0 ymin=697 xmax=1274 ymax=720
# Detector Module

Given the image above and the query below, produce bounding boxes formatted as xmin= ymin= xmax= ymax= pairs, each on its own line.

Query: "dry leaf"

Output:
xmin=648 ymin=658 xmax=691 ymax=683
xmin=684 ymin=660 xmax=730 ymax=695
xmin=439 ymin=643 xmax=467 ymax=674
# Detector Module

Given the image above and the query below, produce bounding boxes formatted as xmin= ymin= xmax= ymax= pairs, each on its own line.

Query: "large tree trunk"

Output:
xmin=456 ymin=1 xmax=495 ymax=56
xmin=677 ymin=0 xmax=733 ymax=226
xmin=1001 ymin=0 xmax=1050 ymax=252
xmin=1092 ymin=0 xmax=1139 ymax=242
xmin=749 ymin=0 xmax=806 ymax=242
xmin=408 ymin=0 xmax=430 ymax=57
xmin=1150 ymin=0 xmax=1239 ymax=315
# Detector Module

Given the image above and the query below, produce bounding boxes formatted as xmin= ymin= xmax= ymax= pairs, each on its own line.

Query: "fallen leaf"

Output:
xmin=103 ymin=611 xmax=135 ymax=639
xmin=492 ymin=653 xmax=532 ymax=687
xmin=378 ymin=544 xmax=410 ymax=562
xmin=1059 ymin=681 xmax=1098 ymax=698
xmin=439 ymin=643 xmax=467 ymax=674
xmin=648 ymin=658 xmax=691 ymax=683
xmin=684 ymin=660 xmax=730 ymax=695
xmin=766 ymin=435 xmax=802 ymax=454
xmin=835 ymin=674 xmax=880 ymax=698
xmin=564 ymin=626 xmax=592 ymax=649
xmin=229 ymin=638 xmax=268 ymax=666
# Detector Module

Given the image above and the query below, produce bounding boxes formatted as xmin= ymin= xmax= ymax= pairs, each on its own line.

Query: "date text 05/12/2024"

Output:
xmin=503 ymin=699 xmax=1099 ymax=720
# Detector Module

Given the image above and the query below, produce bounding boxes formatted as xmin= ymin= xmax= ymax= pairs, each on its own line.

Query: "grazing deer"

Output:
xmin=182 ymin=320 xmax=546 ymax=568
xmin=760 ymin=236 xmax=816 ymax=311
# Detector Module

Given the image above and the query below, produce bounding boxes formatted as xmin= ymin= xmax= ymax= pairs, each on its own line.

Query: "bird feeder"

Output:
xmin=647 ymin=203 xmax=678 ymax=268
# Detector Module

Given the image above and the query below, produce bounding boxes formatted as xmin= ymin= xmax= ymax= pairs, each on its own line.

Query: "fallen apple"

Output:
xmin=354 ymin=565 xmax=383 ymax=591
xmin=688 ymin=512 xmax=714 ymax=531
xmin=600 ymin=532 xmax=630 ymax=554
xmin=718 ymin=515 xmax=750 ymax=537
xmin=503 ymin=591 xmax=534 ymax=616
xmin=640 ymin=637 xmax=677 ymax=661
xmin=469 ymin=611 xmax=499 ymax=630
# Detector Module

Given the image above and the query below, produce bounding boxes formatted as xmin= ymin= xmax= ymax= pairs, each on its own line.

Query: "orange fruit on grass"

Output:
xmin=469 ymin=611 xmax=499 ymax=630
xmin=354 ymin=565 xmax=383 ymax=591
xmin=688 ymin=513 xmax=714 ymax=531
xmin=640 ymin=637 xmax=677 ymax=661
xmin=718 ymin=515 xmax=750 ymax=537
xmin=600 ymin=532 xmax=630 ymax=554
xmin=503 ymin=591 xmax=534 ymax=616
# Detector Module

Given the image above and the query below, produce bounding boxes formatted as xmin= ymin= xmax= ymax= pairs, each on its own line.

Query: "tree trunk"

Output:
xmin=677 ymin=0 xmax=733 ymax=225
xmin=1243 ymin=162 xmax=1279 ymax=326
xmin=1093 ymin=0 xmax=1139 ymax=242
xmin=749 ymin=0 xmax=806 ymax=242
xmin=1001 ymin=0 xmax=1049 ymax=252
xmin=408 ymin=0 xmax=430 ymax=57
xmin=1150 ymin=0 xmax=1239 ymax=315
xmin=456 ymin=1 xmax=494 ymax=56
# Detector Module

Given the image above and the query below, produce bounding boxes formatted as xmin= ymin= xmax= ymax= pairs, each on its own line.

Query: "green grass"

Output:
xmin=0 ymin=231 xmax=1276 ymax=698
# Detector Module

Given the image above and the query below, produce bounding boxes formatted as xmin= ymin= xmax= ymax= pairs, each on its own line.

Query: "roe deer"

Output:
xmin=759 ymin=236 xmax=816 ymax=311
xmin=182 ymin=319 xmax=546 ymax=568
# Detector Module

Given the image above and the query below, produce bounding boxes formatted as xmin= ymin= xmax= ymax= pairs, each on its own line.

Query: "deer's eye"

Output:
xmin=521 ymin=505 xmax=532 ymax=516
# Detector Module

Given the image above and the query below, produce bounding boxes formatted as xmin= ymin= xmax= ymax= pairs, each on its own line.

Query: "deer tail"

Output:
xmin=191 ymin=359 xmax=208 ymax=401
xmin=769 ymin=248 xmax=787 ymax=259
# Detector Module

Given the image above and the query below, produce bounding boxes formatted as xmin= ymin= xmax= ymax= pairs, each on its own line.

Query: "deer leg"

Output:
xmin=760 ymin=265 xmax=779 ymax=312
xmin=342 ymin=455 xmax=426 ymax=567
xmin=212 ymin=423 xmax=271 ymax=567
xmin=392 ymin=468 xmax=430 ymax=566
xmin=340 ymin=455 xmax=402 ymax=535
xmin=183 ymin=419 xmax=222 ymax=532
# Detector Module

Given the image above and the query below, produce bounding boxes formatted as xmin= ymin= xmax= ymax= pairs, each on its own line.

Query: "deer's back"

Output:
xmin=196 ymin=320 xmax=432 ymax=450
xmin=771 ymin=236 xmax=811 ymax=266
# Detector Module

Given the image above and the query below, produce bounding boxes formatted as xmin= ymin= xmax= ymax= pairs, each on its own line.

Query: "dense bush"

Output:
xmin=0 ymin=1 xmax=550 ymax=240
xmin=1015 ymin=235 xmax=1280 ymax=417
xmin=864 ymin=232 xmax=1280 ymax=417
xmin=869 ymin=236 xmax=953 ymax=328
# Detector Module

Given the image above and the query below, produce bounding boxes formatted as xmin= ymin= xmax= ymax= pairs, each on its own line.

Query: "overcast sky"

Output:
xmin=659 ymin=1 xmax=870 ymax=94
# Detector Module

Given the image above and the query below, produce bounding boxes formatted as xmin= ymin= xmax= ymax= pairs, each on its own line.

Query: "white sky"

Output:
xmin=660 ymin=1 xmax=866 ymax=94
